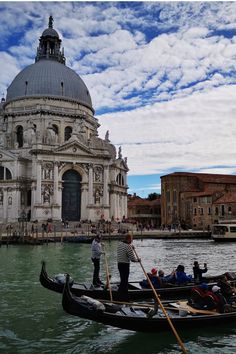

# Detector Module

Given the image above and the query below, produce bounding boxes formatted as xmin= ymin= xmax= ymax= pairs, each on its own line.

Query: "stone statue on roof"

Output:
xmin=118 ymin=146 xmax=122 ymax=159
xmin=49 ymin=15 xmax=54 ymax=28
xmin=105 ymin=130 xmax=110 ymax=142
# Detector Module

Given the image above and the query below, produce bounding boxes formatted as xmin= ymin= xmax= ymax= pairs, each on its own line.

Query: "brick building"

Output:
xmin=127 ymin=194 xmax=161 ymax=229
xmin=161 ymin=172 xmax=236 ymax=230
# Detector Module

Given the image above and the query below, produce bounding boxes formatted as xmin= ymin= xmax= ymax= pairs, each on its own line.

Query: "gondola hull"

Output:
xmin=62 ymin=274 xmax=236 ymax=333
xmin=40 ymin=261 xmax=236 ymax=301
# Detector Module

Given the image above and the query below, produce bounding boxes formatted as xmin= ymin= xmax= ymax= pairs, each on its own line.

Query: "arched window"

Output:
xmin=52 ymin=124 xmax=59 ymax=135
xmin=116 ymin=173 xmax=124 ymax=186
xmin=16 ymin=125 xmax=23 ymax=147
xmin=65 ymin=126 xmax=72 ymax=141
xmin=0 ymin=166 xmax=12 ymax=180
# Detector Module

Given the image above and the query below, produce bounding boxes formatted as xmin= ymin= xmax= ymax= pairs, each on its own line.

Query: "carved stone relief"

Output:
xmin=94 ymin=186 xmax=103 ymax=204
xmin=94 ymin=165 xmax=103 ymax=182
xmin=81 ymin=163 xmax=89 ymax=175
xmin=42 ymin=184 xmax=53 ymax=204
xmin=42 ymin=162 xmax=53 ymax=180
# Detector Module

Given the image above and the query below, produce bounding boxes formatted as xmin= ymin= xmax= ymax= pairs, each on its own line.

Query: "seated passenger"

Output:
xmin=139 ymin=268 xmax=162 ymax=289
xmin=175 ymin=265 xmax=193 ymax=284
xmin=204 ymin=285 xmax=228 ymax=313
xmin=189 ymin=283 xmax=211 ymax=308
xmin=158 ymin=269 xmax=176 ymax=284
xmin=193 ymin=261 xmax=208 ymax=283
xmin=217 ymin=275 xmax=236 ymax=302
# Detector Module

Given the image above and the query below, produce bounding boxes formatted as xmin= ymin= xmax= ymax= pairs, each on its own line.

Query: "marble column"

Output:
xmin=53 ymin=162 xmax=59 ymax=204
xmin=88 ymin=164 xmax=93 ymax=205
xmin=36 ymin=162 xmax=42 ymax=204
xmin=81 ymin=184 xmax=88 ymax=220
xmin=103 ymin=165 xmax=109 ymax=206
xmin=3 ymin=189 xmax=7 ymax=220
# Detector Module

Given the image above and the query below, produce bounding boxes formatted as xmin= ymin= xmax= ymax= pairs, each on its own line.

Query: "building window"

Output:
xmin=215 ymin=207 xmax=218 ymax=215
xmin=208 ymin=207 xmax=211 ymax=215
xmin=193 ymin=197 xmax=197 ymax=203
xmin=64 ymin=126 xmax=72 ymax=141
xmin=228 ymin=206 xmax=232 ymax=213
xmin=52 ymin=124 xmax=59 ymax=135
xmin=173 ymin=190 xmax=177 ymax=204
xmin=27 ymin=190 xmax=31 ymax=206
xmin=16 ymin=125 xmax=23 ymax=147
xmin=0 ymin=166 xmax=12 ymax=180
xmin=0 ymin=190 xmax=3 ymax=205
xmin=166 ymin=190 xmax=170 ymax=203
xmin=194 ymin=208 xmax=197 ymax=215
xmin=116 ymin=173 xmax=124 ymax=186
xmin=207 ymin=196 xmax=212 ymax=203
xmin=167 ymin=205 xmax=171 ymax=216
xmin=221 ymin=205 xmax=225 ymax=216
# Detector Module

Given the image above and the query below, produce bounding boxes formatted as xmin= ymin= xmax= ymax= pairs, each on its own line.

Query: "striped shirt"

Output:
xmin=117 ymin=241 xmax=137 ymax=263
xmin=91 ymin=239 xmax=102 ymax=259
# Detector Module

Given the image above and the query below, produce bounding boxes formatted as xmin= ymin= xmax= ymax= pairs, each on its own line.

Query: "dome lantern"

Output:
xmin=35 ymin=15 xmax=65 ymax=65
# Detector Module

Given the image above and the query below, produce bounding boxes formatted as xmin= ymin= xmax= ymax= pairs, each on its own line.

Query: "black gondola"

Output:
xmin=62 ymin=274 xmax=236 ymax=332
xmin=39 ymin=261 xmax=236 ymax=301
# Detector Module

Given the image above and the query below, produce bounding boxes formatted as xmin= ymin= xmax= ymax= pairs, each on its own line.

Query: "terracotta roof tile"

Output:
xmin=128 ymin=196 xmax=161 ymax=206
xmin=214 ymin=192 xmax=236 ymax=204
xmin=161 ymin=172 xmax=236 ymax=184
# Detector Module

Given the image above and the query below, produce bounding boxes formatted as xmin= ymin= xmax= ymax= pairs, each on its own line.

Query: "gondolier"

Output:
xmin=117 ymin=232 xmax=140 ymax=301
xmin=91 ymin=235 xmax=104 ymax=287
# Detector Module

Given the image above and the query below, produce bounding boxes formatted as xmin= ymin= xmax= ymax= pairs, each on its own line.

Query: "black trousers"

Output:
xmin=117 ymin=262 xmax=130 ymax=301
xmin=92 ymin=257 xmax=101 ymax=285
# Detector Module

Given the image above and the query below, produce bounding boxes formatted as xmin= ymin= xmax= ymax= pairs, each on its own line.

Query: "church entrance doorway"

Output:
xmin=62 ymin=170 xmax=82 ymax=221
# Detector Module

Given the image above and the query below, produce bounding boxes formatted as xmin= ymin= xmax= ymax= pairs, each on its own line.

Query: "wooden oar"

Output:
xmin=133 ymin=246 xmax=189 ymax=354
xmin=102 ymin=244 xmax=113 ymax=301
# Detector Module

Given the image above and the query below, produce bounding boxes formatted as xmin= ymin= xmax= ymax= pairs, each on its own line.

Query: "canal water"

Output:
xmin=0 ymin=238 xmax=235 ymax=354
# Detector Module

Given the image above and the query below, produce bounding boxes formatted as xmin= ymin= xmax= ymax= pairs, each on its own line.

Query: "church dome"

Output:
xmin=5 ymin=16 xmax=93 ymax=111
xmin=6 ymin=60 xmax=93 ymax=109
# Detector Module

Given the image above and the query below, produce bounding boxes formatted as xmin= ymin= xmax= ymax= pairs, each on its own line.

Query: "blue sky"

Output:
xmin=1 ymin=1 xmax=236 ymax=197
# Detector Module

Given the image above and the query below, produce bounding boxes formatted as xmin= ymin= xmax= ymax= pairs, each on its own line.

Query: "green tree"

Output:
xmin=147 ymin=193 xmax=160 ymax=201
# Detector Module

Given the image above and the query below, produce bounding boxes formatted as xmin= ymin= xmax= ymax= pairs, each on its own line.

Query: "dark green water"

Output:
xmin=0 ymin=239 xmax=236 ymax=354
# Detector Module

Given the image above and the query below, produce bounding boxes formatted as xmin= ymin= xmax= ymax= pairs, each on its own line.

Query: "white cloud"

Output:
xmin=98 ymin=85 xmax=236 ymax=176
xmin=0 ymin=52 xmax=20 ymax=95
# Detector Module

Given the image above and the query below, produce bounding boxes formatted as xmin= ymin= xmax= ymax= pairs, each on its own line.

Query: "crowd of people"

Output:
xmin=140 ymin=263 xmax=195 ymax=289
xmin=90 ymin=231 xmax=236 ymax=311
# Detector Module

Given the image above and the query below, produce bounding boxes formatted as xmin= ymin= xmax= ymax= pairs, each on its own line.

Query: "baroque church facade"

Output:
xmin=0 ymin=17 xmax=128 ymax=223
